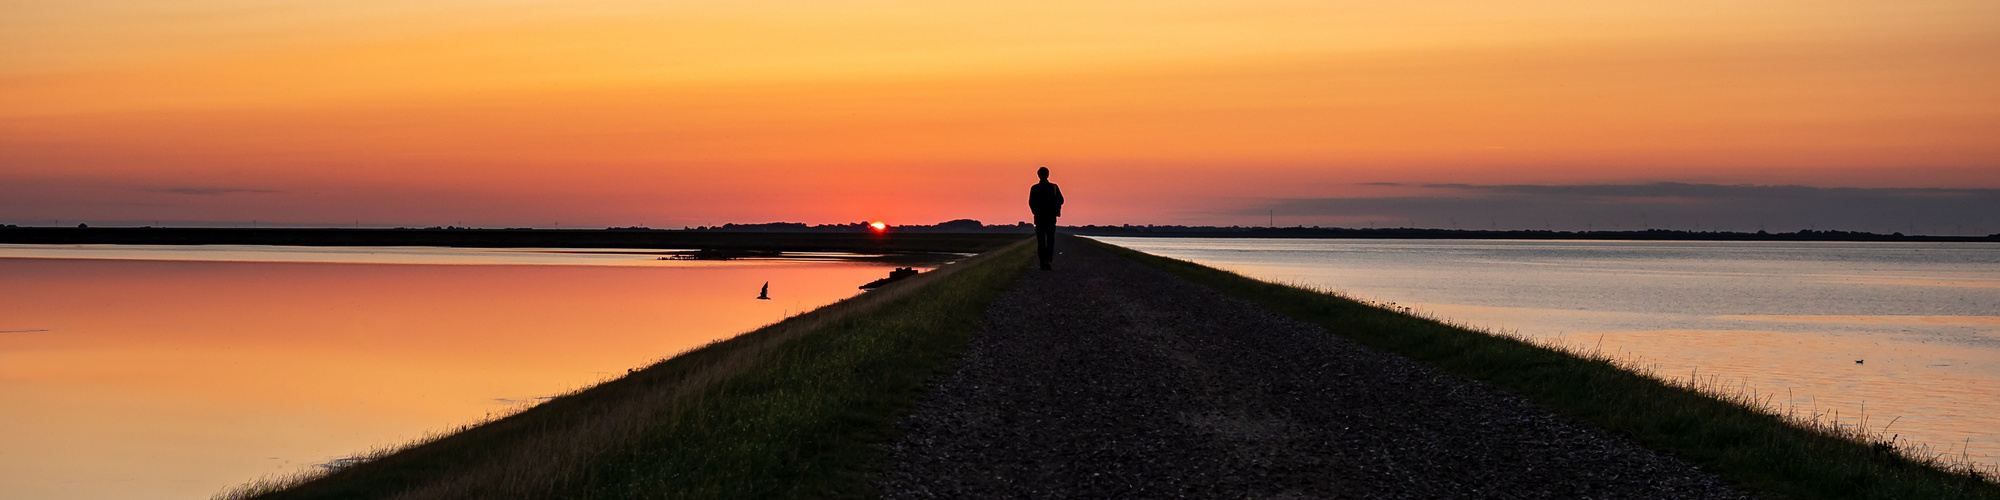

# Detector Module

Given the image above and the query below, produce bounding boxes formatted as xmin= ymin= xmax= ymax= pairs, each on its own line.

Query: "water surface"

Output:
xmin=0 ymin=245 xmax=928 ymax=499
xmin=1093 ymin=237 xmax=2000 ymax=470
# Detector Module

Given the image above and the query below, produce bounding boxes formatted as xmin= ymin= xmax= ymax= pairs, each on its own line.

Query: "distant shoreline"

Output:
xmin=1071 ymin=225 xmax=2000 ymax=242
xmin=2 ymin=225 xmax=1993 ymax=249
xmin=0 ymin=227 xmax=1026 ymax=254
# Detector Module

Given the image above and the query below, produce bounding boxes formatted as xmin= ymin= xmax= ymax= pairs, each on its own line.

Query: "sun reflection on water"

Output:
xmin=0 ymin=251 xmax=921 ymax=500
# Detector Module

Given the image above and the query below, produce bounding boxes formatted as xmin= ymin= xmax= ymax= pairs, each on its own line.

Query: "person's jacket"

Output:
xmin=1029 ymin=182 xmax=1064 ymax=218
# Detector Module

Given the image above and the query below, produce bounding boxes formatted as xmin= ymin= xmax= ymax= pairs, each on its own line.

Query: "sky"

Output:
xmin=3 ymin=0 xmax=1997 ymax=233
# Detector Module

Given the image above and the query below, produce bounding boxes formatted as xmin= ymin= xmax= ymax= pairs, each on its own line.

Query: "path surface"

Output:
xmin=875 ymin=235 xmax=1750 ymax=498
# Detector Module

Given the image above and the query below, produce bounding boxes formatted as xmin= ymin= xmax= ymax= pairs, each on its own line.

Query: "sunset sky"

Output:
xmin=4 ymin=0 xmax=1996 ymax=233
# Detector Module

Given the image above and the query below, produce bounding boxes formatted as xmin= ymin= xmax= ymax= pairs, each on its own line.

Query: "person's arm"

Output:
xmin=1053 ymin=185 xmax=1064 ymax=207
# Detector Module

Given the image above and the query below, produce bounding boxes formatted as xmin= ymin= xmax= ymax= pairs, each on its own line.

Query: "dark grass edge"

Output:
xmin=231 ymin=238 xmax=1033 ymax=499
xmin=550 ymin=238 xmax=1036 ymax=498
xmin=1084 ymin=237 xmax=1999 ymax=500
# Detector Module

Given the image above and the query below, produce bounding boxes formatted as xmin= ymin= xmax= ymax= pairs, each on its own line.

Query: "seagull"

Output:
xmin=757 ymin=282 xmax=771 ymax=300
xmin=1855 ymin=359 xmax=1864 ymax=364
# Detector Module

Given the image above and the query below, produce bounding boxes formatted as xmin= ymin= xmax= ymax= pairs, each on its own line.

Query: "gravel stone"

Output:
xmin=874 ymin=236 xmax=1752 ymax=499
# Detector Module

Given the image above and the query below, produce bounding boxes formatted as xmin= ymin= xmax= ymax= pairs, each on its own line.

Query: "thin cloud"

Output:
xmin=1246 ymin=183 xmax=2000 ymax=234
xmin=1419 ymin=182 xmax=1990 ymax=201
xmin=152 ymin=187 xmax=285 ymax=196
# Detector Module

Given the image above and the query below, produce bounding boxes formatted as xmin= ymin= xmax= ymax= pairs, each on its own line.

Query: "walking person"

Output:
xmin=1028 ymin=166 xmax=1064 ymax=270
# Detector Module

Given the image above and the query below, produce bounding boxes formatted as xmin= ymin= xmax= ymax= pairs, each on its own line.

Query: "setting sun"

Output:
xmin=869 ymin=222 xmax=888 ymax=231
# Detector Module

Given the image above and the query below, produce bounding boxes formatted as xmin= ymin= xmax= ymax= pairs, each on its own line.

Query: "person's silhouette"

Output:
xmin=1028 ymin=166 xmax=1064 ymax=270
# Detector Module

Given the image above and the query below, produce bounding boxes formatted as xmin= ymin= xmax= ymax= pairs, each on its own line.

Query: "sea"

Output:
xmin=1091 ymin=236 xmax=2000 ymax=472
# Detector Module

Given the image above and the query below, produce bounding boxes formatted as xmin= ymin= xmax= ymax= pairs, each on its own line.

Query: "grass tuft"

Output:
xmin=1088 ymin=238 xmax=1999 ymax=500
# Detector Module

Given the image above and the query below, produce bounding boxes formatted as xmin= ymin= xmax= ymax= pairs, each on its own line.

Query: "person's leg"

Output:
xmin=1035 ymin=222 xmax=1055 ymax=269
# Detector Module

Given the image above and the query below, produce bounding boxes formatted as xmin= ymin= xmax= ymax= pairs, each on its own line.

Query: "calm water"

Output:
xmin=0 ymin=245 xmax=930 ymax=500
xmin=1094 ymin=237 xmax=2000 ymax=470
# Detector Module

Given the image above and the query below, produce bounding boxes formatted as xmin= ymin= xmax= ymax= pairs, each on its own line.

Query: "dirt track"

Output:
xmin=874 ymin=235 xmax=1750 ymax=499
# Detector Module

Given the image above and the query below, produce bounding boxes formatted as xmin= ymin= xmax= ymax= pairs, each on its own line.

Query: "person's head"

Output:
xmin=1037 ymin=166 xmax=1050 ymax=180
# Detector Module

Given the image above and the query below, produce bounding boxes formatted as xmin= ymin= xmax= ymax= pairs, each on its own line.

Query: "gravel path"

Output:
xmin=874 ymin=236 xmax=1751 ymax=499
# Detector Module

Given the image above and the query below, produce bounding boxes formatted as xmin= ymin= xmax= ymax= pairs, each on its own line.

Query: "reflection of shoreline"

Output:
xmin=649 ymin=248 xmax=965 ymax=265
xmin=0 ymin=244 xmax=966 ymax=268
xmin=0 ymin=227 xmax=1024 ymax=254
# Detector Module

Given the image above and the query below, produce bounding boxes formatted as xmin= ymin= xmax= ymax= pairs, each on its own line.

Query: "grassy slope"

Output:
xmin=1088 ymin=238 xmax=1999 ymax=500
xmin=237 ymin=239 xmax=1032 ymax=500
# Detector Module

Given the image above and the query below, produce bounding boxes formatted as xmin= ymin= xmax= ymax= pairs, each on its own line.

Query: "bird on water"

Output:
xmin=757 ymin=282 xmax=771 ymax=300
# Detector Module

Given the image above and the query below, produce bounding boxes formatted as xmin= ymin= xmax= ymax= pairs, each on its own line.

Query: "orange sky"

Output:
xmin=3 ymin=0 xmax=1997 ymax=228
